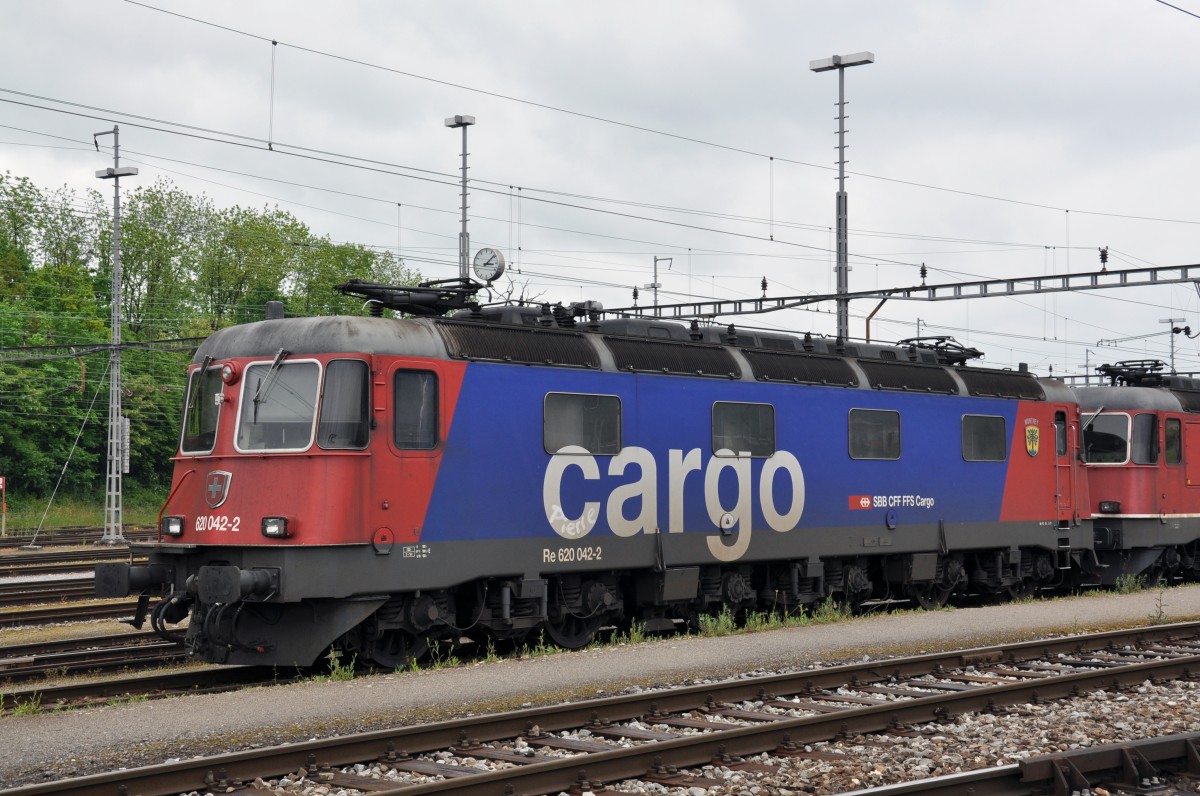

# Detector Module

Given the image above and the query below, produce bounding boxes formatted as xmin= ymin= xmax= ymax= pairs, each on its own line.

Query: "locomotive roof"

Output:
xmin=195 ymin=313 xmax=1056 ymax=402
xmin=193 ymin=315 xmax=447 ymax=362
xmin=1073 ymin=385 xmax=1186 ymax=412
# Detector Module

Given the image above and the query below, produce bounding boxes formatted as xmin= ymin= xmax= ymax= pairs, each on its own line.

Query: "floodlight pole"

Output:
xmin=810 ymin=51 xmax=874 ymax=343
xmin=1162 ymin=317 xmax=1186 ymax=373
xmin=646 ymin=256 xmax=672 ymax=309
xmin=445 ymin=115 xmax=475 ymax=281
xmin=95 ymin=126 xmax=137 ymax=545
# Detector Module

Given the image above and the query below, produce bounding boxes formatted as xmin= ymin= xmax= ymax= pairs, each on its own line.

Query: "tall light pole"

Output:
xmin=1162 ymin=317 xmax=1186 ymax=374
xmin=645 ymin=256 xmax=672 ymax=309
xmin=445 ymin=114 xmax=475 ymax=281
xmin=94 ymin=126 xmax=137 ymax=545
xmin=810 ymin=51 xmax=874 ymax=342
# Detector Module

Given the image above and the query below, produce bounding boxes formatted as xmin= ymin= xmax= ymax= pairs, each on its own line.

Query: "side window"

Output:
xmin=1083 ymin=413 xmax=1129 ymax=464
xmin=1054 ymin=411 xmax=1068 ymax=456
xmin=962 ymin=415 xmax=1007 ymax=461
xmin=849 ymin=408 xmax=900 ymax=460
xmin=1132 ymin=413 xmax=1158 ymax=464
xmin=393 ymin=371 xmax=438 ymax=449
xmin=317 ymin=360 xmax=370 ymax=450
xmin=544 ymin=393 xmax=621 ymax=455
xmin=181 ymin=365 xmax=223 ymax=454
xmin=1166 ymin=418 xmax=1182 ymax=465
xmin=713 ymin=402 xmax=775 ymax=457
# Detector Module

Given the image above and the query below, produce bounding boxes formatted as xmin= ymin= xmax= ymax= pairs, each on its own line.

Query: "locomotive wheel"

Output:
xmin=544 ymin=612 xmax=604 ymax=649
xmin=1006 ymin=578 xmax=1037 ymax=601
xmin=370 ymin=628 xmax=429 ymax=669
xmin=908 ymin=580 xmax=953 ymax=610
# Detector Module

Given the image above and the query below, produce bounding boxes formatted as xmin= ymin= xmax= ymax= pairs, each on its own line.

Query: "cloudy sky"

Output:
xmin=2 ymin=0 xmax=1199 ymax=377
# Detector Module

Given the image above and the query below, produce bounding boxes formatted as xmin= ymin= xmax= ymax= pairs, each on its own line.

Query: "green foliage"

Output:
xmin=1114 ymin=573 xmax=1146 ymax=594
xmin=697 ymin=607 xmax=738 ymax=637
xmin=810 ymin=596 xmax=853 ymax=624
xmin=1149 ymin=587 xmax=1169 ymax=624
xmin=0 ymin=170 xmax=423 ymax=505
xmin=324 ymin=648 xmax=357 ymax=681
xmin=7 ymin=692 xmax=42 ymax=717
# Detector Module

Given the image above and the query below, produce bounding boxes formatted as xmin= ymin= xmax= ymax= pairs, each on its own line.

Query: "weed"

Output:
xmin=1149 ymin=587 xmax=1170 ymax=625
xmin=1114 ymin=573 xmax=1146 ymax=594
xmin=325 ymin=648 xmax=357 ymax=681
xmin=697 ymin=607 xmax=738 ymax=637
xmin=742 ymin=611 xmax=778 ymax=633
xmin=622 ymin=620 xmax=646 ymax=645
xmin=7 ymin=693 xmax=42 ymax=717
xmin=810 ymin=596 xmax=852 ymax=625
xmin=427 ymin=643 xmax=461 ymax=670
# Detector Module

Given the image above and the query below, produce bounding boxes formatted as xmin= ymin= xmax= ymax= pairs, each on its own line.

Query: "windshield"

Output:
xmin=1083 ymin=413 xmax=1129 ymax=464
xmin=236 ymin=360 xmax=321 ymax=452
xmin=180 ymin=364 xmax=222 ymax=454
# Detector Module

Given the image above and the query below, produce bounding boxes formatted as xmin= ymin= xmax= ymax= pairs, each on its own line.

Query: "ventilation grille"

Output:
xmin=604 ymin=336 xmax=740 ymax=378
xmin=957 ymin=368 xmax=1045 ymax=400
xmin=742 ymin=349 xmax=858 ymax=387
xmin=858 ymin=359 xmax=958 ymax=394
xmin=435 ymin=321 xmax=598 ymax=367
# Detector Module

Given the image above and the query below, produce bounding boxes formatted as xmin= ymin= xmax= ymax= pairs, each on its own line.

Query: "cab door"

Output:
xmin=1160 ymin=416 xmax=1183 ymax=515
xmin=1053 ymin=408 xmax=1076 ymax=522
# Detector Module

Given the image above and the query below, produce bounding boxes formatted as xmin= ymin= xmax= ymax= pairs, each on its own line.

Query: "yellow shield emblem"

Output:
xmin=1025 ymin=425 xmax=1040 ymax=457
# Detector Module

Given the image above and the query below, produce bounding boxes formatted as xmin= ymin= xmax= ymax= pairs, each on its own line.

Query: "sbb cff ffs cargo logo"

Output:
xmin=849 ymin=494 xmax=872 ymax=510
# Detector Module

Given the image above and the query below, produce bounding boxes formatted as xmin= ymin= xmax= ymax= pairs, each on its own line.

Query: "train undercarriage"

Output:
xmin=105 ymin=539 xmax=1200 ymax=670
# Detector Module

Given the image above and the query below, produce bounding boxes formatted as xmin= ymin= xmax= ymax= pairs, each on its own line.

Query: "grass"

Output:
xmin=323 ymin=649 xmax=357 ymax=681
xmin=0 ymin=494 xmax=164 ymax=534
xmin=6 ymin=693 xmax=42 ymax=717
xmin=1114 ymin=573 xmax=1147 ymax=594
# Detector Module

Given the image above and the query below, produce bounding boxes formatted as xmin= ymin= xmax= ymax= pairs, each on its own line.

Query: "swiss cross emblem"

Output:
xmin=205 ymin=471 xmax=233 ymax=509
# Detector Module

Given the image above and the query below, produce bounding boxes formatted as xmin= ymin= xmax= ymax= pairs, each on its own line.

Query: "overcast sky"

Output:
xmin=2 ymin=0 xmax=1199 ymax=377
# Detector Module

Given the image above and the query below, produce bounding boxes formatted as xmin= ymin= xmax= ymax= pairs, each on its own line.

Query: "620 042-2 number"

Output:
xmin=194 ymin=515 xmax=241 ymax=532
xmin=542 ymin=545 xmax=603 ymax=564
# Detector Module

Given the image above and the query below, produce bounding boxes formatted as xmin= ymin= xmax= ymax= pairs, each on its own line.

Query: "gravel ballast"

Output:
xmin=2 ymin=585 xmax=1200 ymax=788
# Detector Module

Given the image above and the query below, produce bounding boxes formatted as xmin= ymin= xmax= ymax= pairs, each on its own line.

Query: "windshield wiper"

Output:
xmin=252 ymin=348 xmax=291 ymax=423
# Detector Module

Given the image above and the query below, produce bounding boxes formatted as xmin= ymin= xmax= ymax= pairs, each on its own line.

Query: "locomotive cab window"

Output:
xmin=544 ymin=393 xmax=621 ymax=455
xmin=1083 ymin=412 xmax=1129 ymax=464
xmin=1166 ymin=418 xmax=1182 ymax=465
xmin=317 ymin=360 xmax=370 ymax=450
xmin=1131 ymin=413 xmax=1158 ymax=465
xmin=235 ymin=360 xmax=321 ymax=452
xmin=180 ymin=364 xmax=223 ymax=454
xmin=713 ymin=402 xmax=775 ymax=457
xmin=848 ymin=408 xmax=901 ymax=460
xmin=962 ymin=414 xmax=1007 ymax=462
xmin=1055 ymin=412 xmax=1068 ymax=456
xmin=394 ymin=371 xmax=438 ymax=449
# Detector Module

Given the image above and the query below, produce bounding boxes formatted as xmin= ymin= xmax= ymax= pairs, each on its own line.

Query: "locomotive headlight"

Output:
xmin=161 ymin=516 xmax=184 ymax=537
xmin=220 ymin=362 xmax=239 ymax=385
xmin=261 ymin=517 xmax=290 ymax=538
xmin=1099 ymin=501 xmax=1121 ymax=514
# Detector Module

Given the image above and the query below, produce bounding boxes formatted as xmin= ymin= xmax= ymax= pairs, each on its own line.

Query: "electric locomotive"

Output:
xmin=95 ymin=278 xmax=1193 ymax=668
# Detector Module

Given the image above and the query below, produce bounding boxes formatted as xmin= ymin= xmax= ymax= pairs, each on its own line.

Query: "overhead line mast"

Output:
xmin=94 ymin=126 xmax=137 ymax=546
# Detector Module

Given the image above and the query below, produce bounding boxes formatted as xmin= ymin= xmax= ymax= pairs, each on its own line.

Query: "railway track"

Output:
xmin=840 ymin=734 xmax=1200 ymax=795
xmin=0 ymin=599 xmax=139 ymax=629
xmin=0 ymin=630 xmax=186 ymax=686
xmin=0 ymin=576 xmax=95 ymax=607
xmin=0 ymin=526 xmax=154 ymax=550
xmin=8 ymin=621 xmax=1200 ymax=796
xmin=0 ymin=549 xmax=146 ymax=578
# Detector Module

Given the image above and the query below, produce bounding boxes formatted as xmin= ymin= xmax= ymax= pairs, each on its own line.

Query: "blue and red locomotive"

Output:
xmin=96 ymin=280 xmax=1200 ymax=667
